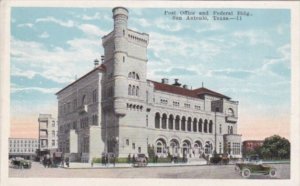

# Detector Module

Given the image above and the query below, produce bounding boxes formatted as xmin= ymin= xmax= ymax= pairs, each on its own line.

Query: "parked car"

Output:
xmin=10 ymin=157 xmax=32 ymax=169
xmin=235 ymin=155 xmax=276 ymax=178
xmin=133 ymin=153 xmax=148 ymax=167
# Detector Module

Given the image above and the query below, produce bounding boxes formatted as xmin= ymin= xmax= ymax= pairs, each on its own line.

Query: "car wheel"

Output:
xmin=242 ymin=168 xmax=251 ymax=178
xmin=269 ymin=168 xmax=276 ymax=178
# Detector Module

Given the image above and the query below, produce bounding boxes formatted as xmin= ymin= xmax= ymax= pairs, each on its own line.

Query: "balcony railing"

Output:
xmin=226 ymin=116 xmax=238 ymax=123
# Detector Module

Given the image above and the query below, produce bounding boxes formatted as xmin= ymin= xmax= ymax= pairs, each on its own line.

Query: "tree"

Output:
xmin=259 ymin=135 xmax=290 ymax=160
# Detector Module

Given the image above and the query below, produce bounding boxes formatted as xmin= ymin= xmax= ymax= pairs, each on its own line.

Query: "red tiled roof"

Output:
xmin=56 ymin=64 xmax=106 ymax=95
xmin=148 ymin=80 xmax=230 ymax=99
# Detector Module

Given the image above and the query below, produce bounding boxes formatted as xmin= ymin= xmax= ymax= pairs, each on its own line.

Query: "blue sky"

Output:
xmin=10 ymin=7 xmax=290 ymax=139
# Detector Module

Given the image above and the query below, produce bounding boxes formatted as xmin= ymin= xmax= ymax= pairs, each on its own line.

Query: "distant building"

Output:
xmin=38 ymin=114 xmax=58 ymax=154
xmin=56 ymin=7 xmax=242 ymax=162
xmin=243 ymin=140 xmax=264 ymax=153
xmin=9 ymin=138 xmax=38 ymax=159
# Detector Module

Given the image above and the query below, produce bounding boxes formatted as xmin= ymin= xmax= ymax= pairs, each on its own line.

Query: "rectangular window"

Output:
xmin=52 ymin=140 xmax=55 ymax=146
xmin=93 ymin=89 xmax=97 ymax=103
xmin=219 ymin=124 xmax=222 ymax=134
xmin=52 ymin=130 xmax=55 ymax=137
xmin=194 ymin=105 xmax=201 ymax=110
xmin=126 ymin=139 xmax=129 ymax=146
xmin=173 ymin=101 xmax=179 ymax=107
xmin=160 ymin=98 xmax=168 ymax=105
xmin=146 ymin=115 xmax=148 ymax=127
xmin=184 ymin=103 xmax=191 ymax=108
xmin=132 ymin=143 xmax=135 ymax=150
xmin=52 ymin=121 xmax=55 ymax=127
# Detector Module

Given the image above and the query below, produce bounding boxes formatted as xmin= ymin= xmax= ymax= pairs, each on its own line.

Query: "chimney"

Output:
xmin=94 ymin=59 xmax=99 ymax=68
xmin=161 ymin=78 xmax=169 ymax=84
xmin=172 ymin=79 xmax=181 ymax=87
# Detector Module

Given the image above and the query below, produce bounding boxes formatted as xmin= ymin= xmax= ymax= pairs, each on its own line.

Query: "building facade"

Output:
xmin=56 ymin=7 xmax=242 ymax=162
xmin=242 ymin=140 xmax=264 ymax=153
xmin=38 ymin=114 xmax=58 ymax=153
xmin=9 ymin=138 xmax=38 ymax=159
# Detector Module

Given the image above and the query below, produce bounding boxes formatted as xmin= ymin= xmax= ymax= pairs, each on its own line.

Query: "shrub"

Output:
xmin=92 ymin=157 xmax=102 ymax=163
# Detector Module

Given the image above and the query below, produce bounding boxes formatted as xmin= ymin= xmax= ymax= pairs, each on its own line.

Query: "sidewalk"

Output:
xmin=62 ymin=161 xmax=209 ymax=169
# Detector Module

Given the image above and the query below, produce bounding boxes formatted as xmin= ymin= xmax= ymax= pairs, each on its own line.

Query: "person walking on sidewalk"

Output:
xmin=127 ymin=153 xmax=131 ymax=164
xmin=65 ymin=157 xmax=69 ymax=168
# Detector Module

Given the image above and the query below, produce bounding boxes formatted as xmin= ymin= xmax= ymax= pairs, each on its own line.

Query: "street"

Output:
xmin=9 ymin=161 xmax=290 ymax=179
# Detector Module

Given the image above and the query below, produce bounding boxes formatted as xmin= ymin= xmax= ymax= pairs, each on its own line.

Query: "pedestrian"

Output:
xmin=65 ymin=157 xmax=69 ymax=168
xmin=105 ymin=154 xmax=108 ymax=167
xmin=112 ymin=154 xmax=116 ymax=167
xmin=61 ymin=154 xmax=65 ymax=167
xmin=127 ymin=153 xmax=131 ymax=164
xmin=43 ymin=155 xmax=46 ymax=168
xmin=132 ymin=154 xmax=136 ymax=164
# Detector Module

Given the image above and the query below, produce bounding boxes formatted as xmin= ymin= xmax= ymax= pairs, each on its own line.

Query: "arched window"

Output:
xmin=193 ymin=118 xmax=197 ymax=132
xmin=168 ymin=115 xmax=174 ymax=130
xmin=128 ymin=72 xmax=132 ymax=78
xmin=205 ymin=141 xmax=213 ymax=154
xmin=136 ymin=74 xmax=140 ymax=80
xmin=175 ymin=115 xmax=180 ymax=130
xmin=162 ymin=114 xmax=167 ymax=129
xmin=128 ymin=85 xmax=131 ymax=95
xmin=204 ymin=119 xmax=208 ymax=133
xmin=187 ymin=117 xmax=192 ymax=131
xmin=228 ymin=108 xmax=234 ymax=116
xmin=181 ymin=116 xmax=186 ymax=131
xmin=155 ymin=113 xmax=160 ymax=128
xmin=209 ymin=120 xmax=213 ymax=133
xmin=156 ymin=141 xmax=162 ymax=153
xmin=136 ymin=86 xmax=139 ymax=96
xmin=132 ymin=85 xmax=135 ymax=96
xmin=198 ymin=119 xmax=203 ymax=132
xmin=81 ymin=95 xmax=86 ymax=106
xmin=231 ymin=126 xmax=233 ymax=134
xmin=228 ymin=126 xmax=230 ymax=134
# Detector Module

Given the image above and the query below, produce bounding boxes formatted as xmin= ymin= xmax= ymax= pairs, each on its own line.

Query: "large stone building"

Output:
xmin=38 ymin=114 xmax=58 ymax=154
xmin=9 ymin=138 xmax=38 ymax=160
xmin=56 ymin=7 xmax=242 ymax=162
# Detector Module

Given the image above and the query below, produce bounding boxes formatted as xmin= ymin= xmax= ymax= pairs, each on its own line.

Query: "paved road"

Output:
xmin=9 ymin=162 xmax=290 ymax=179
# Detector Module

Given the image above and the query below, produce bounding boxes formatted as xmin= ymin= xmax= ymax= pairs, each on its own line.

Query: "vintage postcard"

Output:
xmin=0 ymin=1 xmax=299 ymax=186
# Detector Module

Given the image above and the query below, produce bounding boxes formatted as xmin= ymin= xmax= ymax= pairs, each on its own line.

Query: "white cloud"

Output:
xmin=17 ymin=23 xmax=33 ymax=28
xmin=11 ymin=36 xmax=102 ymax=84
xmin=154 ymin=18 xmax=183 ymax=32
xmin=77 ymin=24 xmax=107 ymax=37
xmin=36 ymin=16 xmax=75 ymax=27
xmin=132 ymin=18 xmax=151 ymax=27
xmin=80 ymin=12 xmax=102 ymax=20
xmin=233 ymin=30 xmax=273 ymax=46
xmin=38 ymin=31 xmax=49 ymax=38
xmin=11 ymin=86 xmax=60 ymax=94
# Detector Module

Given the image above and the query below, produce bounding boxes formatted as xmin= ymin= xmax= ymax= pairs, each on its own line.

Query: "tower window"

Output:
xmin=123 ymin=56 xmax=125 ymax=63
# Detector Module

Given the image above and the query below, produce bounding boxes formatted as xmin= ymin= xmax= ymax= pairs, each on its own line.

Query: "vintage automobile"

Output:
xmin=10 ymin=157 xmax=32 ymax=169
xmin=235 ymin=155 xmax=276 ymax=178
xmin=133 ymin=153 xmax=148 ymax=167
xmin=209 ymin=153 xmax=229 ymax=165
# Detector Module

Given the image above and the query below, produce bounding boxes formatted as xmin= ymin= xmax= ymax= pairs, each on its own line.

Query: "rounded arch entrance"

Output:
xmin=193 ymin=140 xmax=203 ymax=157
xmin=204 ymin=141 xmax=213 ymax=155
xmin=155 ymin=138 xmax=167 ymax=157
xmin=182 ymin=139 xmax=192 ymax=157
xmin=169 ymin=138 xmax=180 ymax=156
